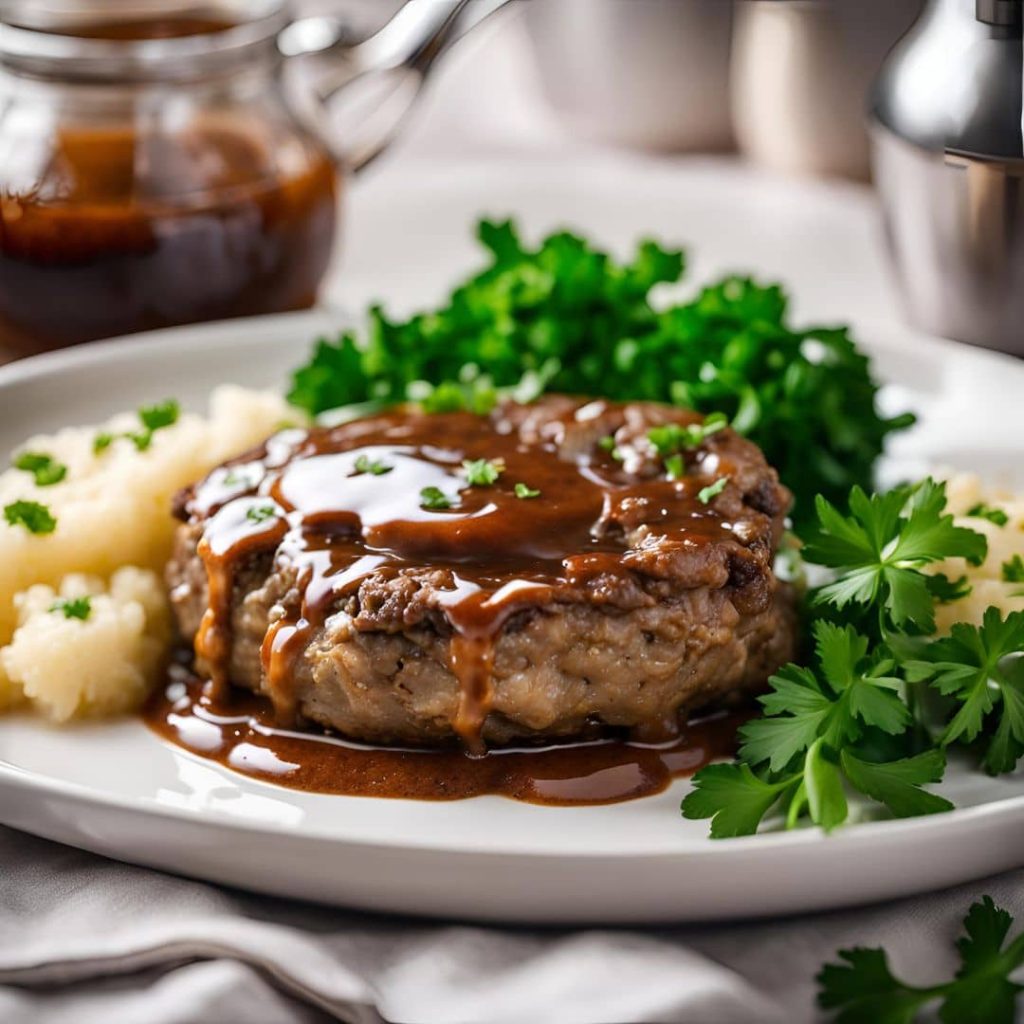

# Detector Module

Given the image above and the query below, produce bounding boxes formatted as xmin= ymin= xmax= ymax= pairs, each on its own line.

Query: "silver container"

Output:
xmin=522 ymin=0 xmax=734 ymax=151
xmin=732 ymin=0 xmax=923 ymax=180
xmin=870 ymin=0 xmax=1024 ymax=355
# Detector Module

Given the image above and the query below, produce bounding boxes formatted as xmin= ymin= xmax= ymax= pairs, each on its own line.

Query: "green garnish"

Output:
xmin=3 ymin=500 xmax=57 ymax=535
xmin=138 ymin=399 xmax=180 ymax=433
xmin=246 ymin=505 xmax=278 ymax=524
xmin=647 ymin=413 xmax=727 ymax=457
xmin=682 ymin=622 xmax=952 ymax=837
xmin=354 ymin=454 xmax=393 ymax=476
xmin=598 ymin=435 xmax=617 ymax=453
xmin=698 ymin=477 xmax=728 ymax=504
xmin=50 ymin=596 xmax=91 ymax=621
xmin=514 ymin=483 xmax=540 ymax=499
xmin=664 ymin=454 xmax=684 ymax=480
xmin=463 ymin=458 xmax=505 ymax=486
xmin=93 ymin=399 xmax=180 ymax=455
xmin=818 ymin=896 xmax=1024 ymax=1024
xmin=286 ymin=220 xmax=910 ymax=530
xmin=804 ymin=479 xmax=987 ymax=635
xmin=1002 ymin=554 xmax=1024 ymax=584
xmin=967 ymin=502 xmax=1009 ymax=527
xmin=905 ymin=608 xmax=1024 ymax=775
xmin=420 ymin=486 xmax=452 ymax=510
xmin=13 ymin=451 xmax=67 ymax=487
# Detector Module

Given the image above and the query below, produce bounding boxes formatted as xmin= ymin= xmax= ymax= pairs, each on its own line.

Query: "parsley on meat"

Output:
xmin=905 ymin=608 xmax=1024 ymax=774
xmin=463 ymin=458 xmax=504 ymax=486
xmin=681 ymin=622 xmax=952 ymax=837
xmin=354 ymin=454 xmax=392 ymax=476
xmin=246 ymin=505 xmax=278 ymax=524
xmin=804 ymin=479 xmax=987 ymax=636
xmin=698 ymin=477 xmax=729 ymax=504
xmin=50 ymin=596 xmax=91 ymax=621
xmin=3 ymin=499 xmax=56 ymax=534
xmin=420 ymin=486 xmax=453 ymax=510
xmin=818 ymin=896 xmax=1024 ymax=1024
xmin=13 ymin=451 xmax=67 ymax=487
xmin=514 ymin=482 xmax=540 ymax=499
xmin=287 ymin=219 xmax=910 ymax=529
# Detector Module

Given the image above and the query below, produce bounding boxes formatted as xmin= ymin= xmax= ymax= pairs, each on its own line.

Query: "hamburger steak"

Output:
xmin=167 ymin=395 xmax=797 ymax=748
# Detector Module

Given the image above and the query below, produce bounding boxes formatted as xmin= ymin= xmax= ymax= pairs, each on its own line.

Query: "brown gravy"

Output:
xmin=182 ymin=405 xmax=743 ymax=749
xmin=0 ymin=119 xmax=337 ymax=354
xmin=144 ymin=667 xmax=744 ymax=806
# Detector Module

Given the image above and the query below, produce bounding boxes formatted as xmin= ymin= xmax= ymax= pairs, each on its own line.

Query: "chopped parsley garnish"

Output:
xmin=3 ymin=500 xmax=57 ymax=534
xmin=463 ymin=458 xmax=505 ymax=486
xmin=818 ymin=896 xmax=1024 ymax=1024
xmin=420 ymin=486 xmax=453 ymax=510
xmin=1002 ymin=554 xmax=1024 ymax=584
xmin=92 ymin=399 xmax=180 ymax=455
xmin=697 ymin=477 xmax=728 ymax=504
xmin=245 ymin=505 xmax=278 ymax=524
xmin=13 ymin=451 xmax=66 ymax=487
xmin=647 ymin=413 xmax=727 ymax=457
xmin=50 ymin=596 xmax=91 ymax=621
xmin=598 ymin=435 xmax=617 ymax=453
xmin=967 ymin=502 xmax=1009 ymax=527
xmin=665 ymin=454 xmax=684 ymax=480
xmin=804 ymin=479 xmax=987 ymax=635
xmin=138 ymin=399 xmax=180 ymax=433
xmin=223 ymin=468 xmax=257 ymax=488
xmin=514 ymin=482 xmax=540 ymax=499
xmin=354 ymin=454 xmax=393 ymax=476
xmin=286 ymin=220 xmax=911 ymax=531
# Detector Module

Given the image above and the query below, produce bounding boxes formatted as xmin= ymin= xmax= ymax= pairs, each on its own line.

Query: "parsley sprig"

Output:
xmin=50 ymin=596 xmax=91 ymax=621
xmin=3 ymin=500 xmax=56 ymax=534
xmin=682 ymin=622 xmax=951 ymax=837
xmin=805 ymin=479 xmax=987 ymax=636
xmin=287 ymin=219 xmax=910 ymax=529
xmin=818 ymin=896 xmax=1024 ymax=1024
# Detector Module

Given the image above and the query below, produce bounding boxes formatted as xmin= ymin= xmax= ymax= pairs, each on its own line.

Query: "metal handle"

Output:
xmin=279 ymin=0 xmax=514 ymax=173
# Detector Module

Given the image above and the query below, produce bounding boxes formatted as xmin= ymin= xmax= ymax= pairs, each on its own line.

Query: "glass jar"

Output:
xmin=0 ymin=1 xmax=342 ymax=354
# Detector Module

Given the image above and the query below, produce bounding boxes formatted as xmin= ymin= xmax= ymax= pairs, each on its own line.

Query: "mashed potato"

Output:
xmin=0 ymin=386 xmax=295 ymax=716
xmin=1 ymin=569 xmax=171 ymax=720
xmin=930 ymin=473 xmax=1024 ymax=634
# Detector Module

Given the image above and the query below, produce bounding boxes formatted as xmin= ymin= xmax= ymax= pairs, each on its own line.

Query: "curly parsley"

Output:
xmin=287 ymin=220 xmax=909 ymax=529
xmin=463 ymin=458 xmax=505 ymax=486
xmin=420 ymin=487 xmax=453 ymax=510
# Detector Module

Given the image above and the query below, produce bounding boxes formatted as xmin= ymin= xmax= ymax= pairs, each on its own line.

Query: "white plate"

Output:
xmin=1 ymin=309 xmax=1023 ymax=924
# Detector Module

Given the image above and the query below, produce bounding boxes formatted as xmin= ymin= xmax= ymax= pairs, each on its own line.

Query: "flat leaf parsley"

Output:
xmin=818 ymin=896 xmax=1024 ymax=1024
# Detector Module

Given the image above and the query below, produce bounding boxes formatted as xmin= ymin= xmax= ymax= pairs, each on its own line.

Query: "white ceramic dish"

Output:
xmin=0 ymin=310 xmax=1023 ymax=924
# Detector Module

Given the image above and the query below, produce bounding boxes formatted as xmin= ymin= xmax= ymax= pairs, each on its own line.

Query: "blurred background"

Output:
xmin=2 ymin=0 xmax=1023 ymax=361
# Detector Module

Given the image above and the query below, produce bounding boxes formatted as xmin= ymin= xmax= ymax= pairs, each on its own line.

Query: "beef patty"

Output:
xmin=167 ymin=395 xmax=797 ymax=748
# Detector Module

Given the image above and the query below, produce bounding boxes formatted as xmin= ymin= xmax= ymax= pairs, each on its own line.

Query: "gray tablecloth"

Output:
xmin=0 ymin=824 xmax=1017 ymax=1024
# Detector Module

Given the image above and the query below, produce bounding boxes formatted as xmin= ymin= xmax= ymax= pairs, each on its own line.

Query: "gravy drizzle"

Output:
xmin=187 ymin=403 xmax=738 ymax=750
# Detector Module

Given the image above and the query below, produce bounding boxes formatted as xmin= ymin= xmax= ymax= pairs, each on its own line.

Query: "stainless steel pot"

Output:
xmin=870 ymin=0 xmax=1024 ymax=355
xmin=522 ymin=0 xmax=734 ymax=151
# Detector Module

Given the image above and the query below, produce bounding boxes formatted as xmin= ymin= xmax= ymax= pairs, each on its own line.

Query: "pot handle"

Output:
xmin=279 ymin=0 xmax=514 ymax=173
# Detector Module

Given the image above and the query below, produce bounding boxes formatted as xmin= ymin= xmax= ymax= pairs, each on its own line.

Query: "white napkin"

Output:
xmin=0 ymin=824 xmax=1012 ymax=1024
